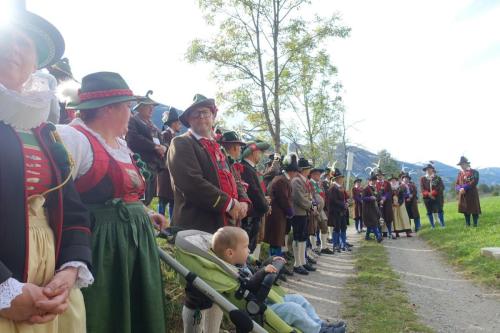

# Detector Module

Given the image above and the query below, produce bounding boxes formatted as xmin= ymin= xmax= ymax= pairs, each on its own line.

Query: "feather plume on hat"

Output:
xmin=56 ymin=80 xmax=81 ymax=106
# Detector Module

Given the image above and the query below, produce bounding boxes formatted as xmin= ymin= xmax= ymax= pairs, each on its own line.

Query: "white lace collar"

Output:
xmin=70 ymin=118 xmax=132 ymax=163
xmin=0 ymin=77 xmax=54 ymax=130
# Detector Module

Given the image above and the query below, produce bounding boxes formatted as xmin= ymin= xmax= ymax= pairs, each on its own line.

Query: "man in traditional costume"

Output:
xmin=291 ymin=158 xmax=316 ymax=274
xmin=420 ymin=163 xmax=445 ymax=228
xmin=310 ymin=168 xmax=334 ymax=254
xmin=327 ymin=169 xmax=350 ymax=252
xmin=240 ymin=140 xmax=271 ymax=257
xmin=263 ymin=153 xmax=282 ymax=188
xmin=362 ymin=174 xmax=383 ymax=242
xmin=157 ymin=107 xmax=181 ymax=218
xmin=126 ymin=91 xmax=165 ymax=205
xmin=352 ymin=178 xmax=364 ymax=233
xmin=0 ymin=5 xmax=92 ymax=332
xmin=168 ymin=94 xmax=249 ymax=333
xmin=401 ymin=172 xmax=421 ymax=232
xmin=455 ymin=156 xmax=481 ymax=227
xmin=47 ymin=57 xmax=78 ymax=124
xmin=389 ymin=176 xmax=412 ymax=237
xmin=376 ymin=169 xmax=395 ymax=238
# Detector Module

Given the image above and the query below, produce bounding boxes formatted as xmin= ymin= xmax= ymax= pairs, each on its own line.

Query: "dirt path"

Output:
xmin=281 ymin=228 xmax=361 ymax=322
xmin=384 ymin=235 xmax=500 ymax=333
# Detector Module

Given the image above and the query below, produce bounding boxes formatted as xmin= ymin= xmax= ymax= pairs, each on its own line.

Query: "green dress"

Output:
xmin=62 ymin=122 xmax=166 ymax=333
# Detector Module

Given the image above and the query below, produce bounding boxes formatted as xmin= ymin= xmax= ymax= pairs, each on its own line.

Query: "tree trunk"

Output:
xmin=272 ymin=0 xmax=281 ymax=153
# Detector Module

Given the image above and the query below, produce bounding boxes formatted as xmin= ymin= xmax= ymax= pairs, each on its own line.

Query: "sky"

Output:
xmin=17 ymin=0 xmax=500 ymax=167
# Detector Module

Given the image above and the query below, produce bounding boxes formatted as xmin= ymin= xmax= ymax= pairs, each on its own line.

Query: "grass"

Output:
xmin=417 ymin=196 xmax=500 ymax=290
xmin=342 ymin=240 xmax=434 ymax=333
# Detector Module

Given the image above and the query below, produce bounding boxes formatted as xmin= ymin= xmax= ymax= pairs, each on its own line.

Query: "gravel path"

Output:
xmin=384 ymin=235 xmax=500 ymax=333
xmin=282 ymin=228 xmax=361 ymax=322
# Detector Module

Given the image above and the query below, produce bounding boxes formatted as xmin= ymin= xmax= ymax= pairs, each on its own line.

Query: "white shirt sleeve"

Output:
xmin=0 ymin=278 xmax=24 ymax=310
xmin=59 ymin=261 xmax=94 ymax=289
xmin=56 ymin=124 xmax=93 ymax=180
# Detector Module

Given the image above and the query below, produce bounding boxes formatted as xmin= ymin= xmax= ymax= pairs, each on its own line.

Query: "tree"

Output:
xmin=186 ymin=0 xmax=350 ymax=152
xmin=377 ymin=149 xmax=400 ymax=177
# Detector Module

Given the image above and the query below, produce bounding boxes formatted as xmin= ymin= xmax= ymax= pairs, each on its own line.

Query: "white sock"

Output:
xmin=292 ymin=241 xmax=300 ymax=267
xmin=182 ymin=306 xmax=204 ymax=333
xmin=252 ymin=243 xmax=262 ymax=260
xmin=203 ymin=305 xmax=223 ymax=333
xmin=320 ymin=233 xmax=328 ymax=249
xmin=309 ymin=236 xmax=317 ymax=250
xmin=433 ymin=213 xmax=439 ymax=224
xmin=298 ymin=241 xmax=307 ymax=266
xmin=328 ymin=227 xmax=333 ymax=236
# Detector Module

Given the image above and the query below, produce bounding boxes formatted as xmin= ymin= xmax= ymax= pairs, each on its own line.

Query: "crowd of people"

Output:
xmin=0 ymin=4 xmax=482 ymax=333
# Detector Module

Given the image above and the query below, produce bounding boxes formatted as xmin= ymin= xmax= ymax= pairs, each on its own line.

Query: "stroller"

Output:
xmin=172 ymin=229 xmax=305 ymax=333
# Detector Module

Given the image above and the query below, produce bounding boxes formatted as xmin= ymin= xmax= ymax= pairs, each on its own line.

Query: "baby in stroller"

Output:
xmin=212 ymin=226 xmax=347 ymax=333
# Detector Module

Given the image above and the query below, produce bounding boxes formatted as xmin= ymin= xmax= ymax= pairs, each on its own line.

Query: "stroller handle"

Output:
xmin=157 ymin=247 xmax=268 ymax=333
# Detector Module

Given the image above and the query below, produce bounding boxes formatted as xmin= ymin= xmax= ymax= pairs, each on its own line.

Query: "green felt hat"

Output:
xmin=179 ymin=94 xmax=216 ymax=127
xmin=72 ymin=72 xmax=139 ymax=110
xmin=133 ymin=90 xmax=159 ymax=111
xmin=241 ymin=140 xmax=271 ymax=159
xmin=9 ymin=5 xmax=65 ymax=69
xmin=219 ymin=131 xmax=246 ymax=146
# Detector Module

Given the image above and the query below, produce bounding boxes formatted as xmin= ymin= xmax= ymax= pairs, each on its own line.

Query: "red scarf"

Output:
xmin=199 ymin=138 xmax=238 ymax=202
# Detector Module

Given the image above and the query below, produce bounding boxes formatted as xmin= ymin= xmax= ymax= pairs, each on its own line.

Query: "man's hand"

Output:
xmin=238 ymin=202 xmax=249 ymax=220
xmin=0 ymin=283 xmax=49 ymax=322
xmin=228 ymin=200 xmax=242 ymax=220
xmin=459 ymin=188 xmax=465 ymax=195
xmin=154 ymin=145 xmax=167 ymax=156
xmin=264 ymin=264 xmax=278 ymax=274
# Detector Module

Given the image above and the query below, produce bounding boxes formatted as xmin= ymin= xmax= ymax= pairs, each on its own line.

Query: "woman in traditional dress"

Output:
xmin=57 ymin=72 xmax=166 ymax=333
xmin=389 ymin=176 xmax=412 ymax=237
xmin=0 ymin=6 xmax=92 ymax=332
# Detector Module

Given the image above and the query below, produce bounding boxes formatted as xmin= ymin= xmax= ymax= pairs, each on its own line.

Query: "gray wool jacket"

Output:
xmin=291 ymin=175 xmax=313 ymax=216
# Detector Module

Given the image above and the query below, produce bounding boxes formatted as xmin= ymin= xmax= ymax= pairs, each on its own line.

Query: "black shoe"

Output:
xmin=343 ymin=246 xmax=352 ymax=252
xmin=334 ymin=246 xmax=342 ymax=253
xmin=278 ymin=274 xmax=287 ymax=282
xmin=282 ymin=267 xmax=294 ymax=276
xmin=293 ymin=266 xmax=309 ymax=275
xmin=313 ymin=248 xmax=322 ymax=256
xmin=303 ymin=263 xmax=316 ymax=271
xmin=321 ymin=248 xmax=335 ymax=255
xmin=346 ymin=242 xmax=354 ymax=247
xmin=377 ymin=237 xmax=383 ymax=243
xmin=322 ymin=321 xmax=346 ymax=329
xmin=307 ymin=257 xmax=317 ymax=265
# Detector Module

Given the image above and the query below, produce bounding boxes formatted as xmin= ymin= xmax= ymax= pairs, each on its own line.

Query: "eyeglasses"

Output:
xmin=190 ymin=110 xmax=213 ymax=119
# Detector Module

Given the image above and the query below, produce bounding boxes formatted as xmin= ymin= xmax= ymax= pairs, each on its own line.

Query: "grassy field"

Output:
xmin=417 ymin=196 xmax=500 ymax=289
xmin=342 ymin=240 xmax=434 ymax=333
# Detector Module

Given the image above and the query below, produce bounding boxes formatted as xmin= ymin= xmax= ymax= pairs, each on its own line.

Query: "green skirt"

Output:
xmin=82 ymin=199 xmax=166 ymax=333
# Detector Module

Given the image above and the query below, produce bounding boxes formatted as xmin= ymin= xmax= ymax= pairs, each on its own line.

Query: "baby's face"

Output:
xmin=228 ymin=234 xmax=250 ymax=265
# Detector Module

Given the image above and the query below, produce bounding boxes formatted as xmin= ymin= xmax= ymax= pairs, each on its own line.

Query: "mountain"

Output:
xmin=333 ymin=146 xmax=500 ymax=187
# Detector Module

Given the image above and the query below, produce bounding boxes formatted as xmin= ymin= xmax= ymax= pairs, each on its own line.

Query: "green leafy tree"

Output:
xmin=377 ymin=149 xmax=400 ymax=178
xmin=186 ymin=0 xmax=350 ymax=152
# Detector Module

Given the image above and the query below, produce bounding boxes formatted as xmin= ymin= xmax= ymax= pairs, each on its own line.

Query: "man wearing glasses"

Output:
xmin=167 ymin=94 xmax=248 ymax=333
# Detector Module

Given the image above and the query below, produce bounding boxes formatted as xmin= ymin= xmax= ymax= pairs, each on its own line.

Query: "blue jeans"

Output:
xmin=270 ymin=294 xmax=323 ymax=333
xmin=366 ymin=226 xmax=381 ymax=240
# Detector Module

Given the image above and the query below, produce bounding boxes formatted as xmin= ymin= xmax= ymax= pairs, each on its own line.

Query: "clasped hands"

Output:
xmin=228 ymin=200 xmax=248 ymax=220
xmin=0 ymin=267 xmax=77 ymax=324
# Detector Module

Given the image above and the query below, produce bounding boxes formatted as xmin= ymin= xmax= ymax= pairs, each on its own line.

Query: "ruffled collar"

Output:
xmin=0 ymin=76 xmax=54 ymax=130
